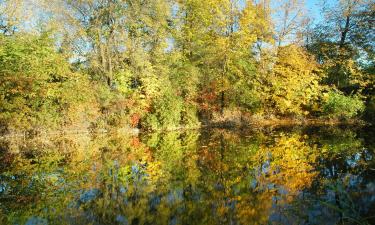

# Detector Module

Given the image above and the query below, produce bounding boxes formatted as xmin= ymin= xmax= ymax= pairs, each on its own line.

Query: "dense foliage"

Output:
xmin=322 ymin=90 xmax=365 ymax=119
xmin=0 ymin=0 xmax=373 ymax=133
xmin=0 ymin=34 xmax=98 ymax=133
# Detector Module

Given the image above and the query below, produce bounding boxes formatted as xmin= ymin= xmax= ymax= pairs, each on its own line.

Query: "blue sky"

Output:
xmin=306 ymin=0 xmax=325 ymax=22
xmin=306 ymin=0 xmax=322 ymax=18
xmin=305 ymin=0 xmax=339 ymax=22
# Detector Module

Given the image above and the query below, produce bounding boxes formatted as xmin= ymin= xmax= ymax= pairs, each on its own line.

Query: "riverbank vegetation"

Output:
xmin=0 ymin=0 xmax=374 ymax=134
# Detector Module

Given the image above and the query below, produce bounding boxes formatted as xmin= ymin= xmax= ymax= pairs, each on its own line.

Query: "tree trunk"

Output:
xmin=107 ymin=41 xmax=113 ymax=87
xmin=99 ymin=34 xmax=107 ymax=79
xmin=340 ymin=15 xmax=350 ymax=48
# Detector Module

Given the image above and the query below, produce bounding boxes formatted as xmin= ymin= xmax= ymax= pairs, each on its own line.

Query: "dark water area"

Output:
xmin=0 ymin=126 xmax=374 ymax=225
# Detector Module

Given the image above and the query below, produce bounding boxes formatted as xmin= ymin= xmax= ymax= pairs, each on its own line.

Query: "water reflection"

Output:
xmin=0 ymin=126 xmax=374 ymax=224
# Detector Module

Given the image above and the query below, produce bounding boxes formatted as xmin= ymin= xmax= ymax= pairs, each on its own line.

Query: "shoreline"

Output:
xmin=204 ymin=118 xmax=369 ymax=128
xmin=0 ymin=118 xmax=371 ymax=139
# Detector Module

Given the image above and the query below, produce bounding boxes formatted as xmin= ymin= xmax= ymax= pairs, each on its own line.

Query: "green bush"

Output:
xmin=322 ymin=90 xmax=365 ymax=119
xmin=143 ymin=91 xmax=184 ymax=131
xmin=182 ymin=103 xmax=200 ymax=128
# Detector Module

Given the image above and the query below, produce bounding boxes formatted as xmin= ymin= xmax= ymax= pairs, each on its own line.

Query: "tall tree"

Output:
xmin=309 ymin=0 xmax=374 ymax=92
xmin=175 ymin=0 xmax=271 ymax=115
xmin=272 ymin=0 xmax=308 ymax=47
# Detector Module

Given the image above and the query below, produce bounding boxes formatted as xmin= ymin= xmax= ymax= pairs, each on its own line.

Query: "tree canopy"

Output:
xmin=0 ymin=0 xmax=373 ymax=133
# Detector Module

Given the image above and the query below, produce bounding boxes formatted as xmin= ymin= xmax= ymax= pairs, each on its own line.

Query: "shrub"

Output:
xmin=322 ymin=90 xmax=365 ymax=119
xmin=142 ymin=91 xmax=184 ymax=131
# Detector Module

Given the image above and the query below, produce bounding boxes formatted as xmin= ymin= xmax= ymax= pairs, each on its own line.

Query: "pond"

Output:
xmin=0 ymin=126 xmax=374 ymax=225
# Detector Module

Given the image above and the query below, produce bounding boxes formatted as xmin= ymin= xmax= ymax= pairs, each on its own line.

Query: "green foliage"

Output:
xmin=169 ymin=55 xmax=201 ymax=127
xmin=231 ymin=79 xmax=262 ymax=113
xmin=0 ymin=33 xmax=98 ymax=133
xmin=181 ymin=103 xmax=201 ymax=127
xmin=322 ymin=90 xmax=365 ymax=119
xmin=226 ymin=59 xmax=262 ymax=113
xmin=143 ymin=91 xmax=184 ymax=131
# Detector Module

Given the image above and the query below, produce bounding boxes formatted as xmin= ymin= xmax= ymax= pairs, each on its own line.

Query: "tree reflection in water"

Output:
xmin=0 ymin=126 xmax=374 ymax=225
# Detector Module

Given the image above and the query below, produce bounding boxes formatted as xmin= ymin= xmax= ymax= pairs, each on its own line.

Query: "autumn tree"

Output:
xmin=266 ymin=45 xmax=322 ymax=116
xmin=272 ymin=0 xmax=309 ymax=47
xmin=0 ymin=33 xmax=98 ymax=133
xmin=174 ymin=0 xmax=272 ymax=117
xmin=309 ymin=0 xmax=374 ymax=93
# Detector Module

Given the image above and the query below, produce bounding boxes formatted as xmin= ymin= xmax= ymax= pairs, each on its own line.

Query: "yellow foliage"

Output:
xmin=268 ymin=45 xmax=322 ymax=115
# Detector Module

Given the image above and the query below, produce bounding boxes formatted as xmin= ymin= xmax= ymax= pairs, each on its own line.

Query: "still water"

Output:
xmin=0 ymin=126 xmax=374 ymax=225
